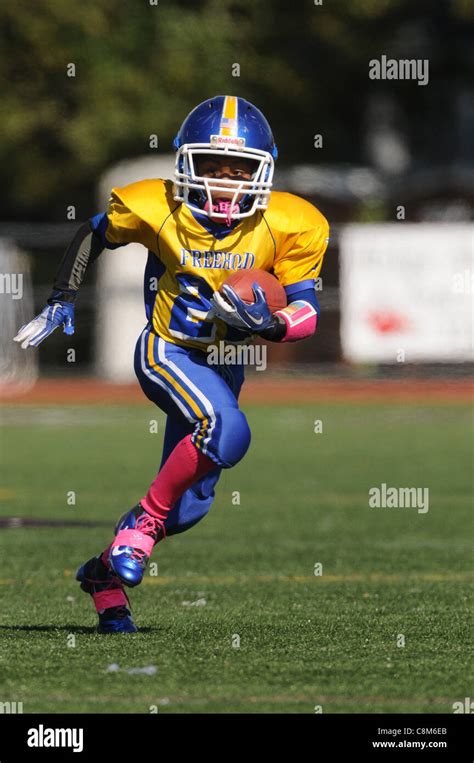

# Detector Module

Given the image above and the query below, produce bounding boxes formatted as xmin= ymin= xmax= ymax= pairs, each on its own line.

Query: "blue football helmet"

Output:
xmin=173 ymin=95 xmax=278 ymax=222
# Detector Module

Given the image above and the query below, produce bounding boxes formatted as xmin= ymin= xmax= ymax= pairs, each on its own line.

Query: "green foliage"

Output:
xmin=0 ymin=0 xmax=469 ymax=218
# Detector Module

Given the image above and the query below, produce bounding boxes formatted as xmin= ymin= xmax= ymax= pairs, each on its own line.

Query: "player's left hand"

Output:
xmin=211 ymin=282 xmax=274 ymax=333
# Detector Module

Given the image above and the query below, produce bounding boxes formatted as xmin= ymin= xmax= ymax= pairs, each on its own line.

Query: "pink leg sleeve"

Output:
xmin=141 ymin=433 xmax=216 ymax=520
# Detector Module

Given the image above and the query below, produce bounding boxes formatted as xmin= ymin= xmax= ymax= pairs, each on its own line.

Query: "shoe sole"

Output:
xmin=97 ymin=624 xmax=138 ymax=634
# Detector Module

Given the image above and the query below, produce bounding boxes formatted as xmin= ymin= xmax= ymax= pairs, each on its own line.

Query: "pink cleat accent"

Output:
xmin=108 ymin=506 xmax=164 ymax=587
xmin=111 ymin=528 xmax=156 ymax=559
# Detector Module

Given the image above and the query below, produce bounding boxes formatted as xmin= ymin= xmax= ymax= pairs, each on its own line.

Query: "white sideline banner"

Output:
xmin=0 ymin=239 xmax=37 ymax=389
xmin=340 ymin=224 xmax=473 ymax=363
xmin=95 ymin=243 xmax=148 ymax=382
xmin=95 ymin=155 xmax=175 ymax=382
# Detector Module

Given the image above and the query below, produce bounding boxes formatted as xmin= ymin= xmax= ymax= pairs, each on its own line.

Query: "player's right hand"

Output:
xmin=13 ymin=302 xmax=75 ymax=349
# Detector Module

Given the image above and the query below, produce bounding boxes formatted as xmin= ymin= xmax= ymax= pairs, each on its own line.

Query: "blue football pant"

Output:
xmin=133 ymin=326 xmax=250 ymax=535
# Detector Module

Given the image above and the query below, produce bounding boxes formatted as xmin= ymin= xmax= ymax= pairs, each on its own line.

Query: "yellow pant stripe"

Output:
xmin=146 ymin=333 xmax=205 ymax=421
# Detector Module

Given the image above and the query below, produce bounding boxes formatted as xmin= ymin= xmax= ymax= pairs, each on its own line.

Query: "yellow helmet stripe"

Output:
xmin=219 ymin=95 xmax=238 ymax=137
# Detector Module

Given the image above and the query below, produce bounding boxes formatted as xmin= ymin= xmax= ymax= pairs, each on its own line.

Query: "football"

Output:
xmin=221 ymin=268 xmax=286 ymax=313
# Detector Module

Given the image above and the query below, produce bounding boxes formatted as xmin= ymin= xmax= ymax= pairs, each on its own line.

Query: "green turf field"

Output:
xmin=0 ymin=402 xmax=472 ymax=713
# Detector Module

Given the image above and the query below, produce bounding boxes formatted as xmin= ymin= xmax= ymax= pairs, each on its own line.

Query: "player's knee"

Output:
xmin=210 ymin=407 xmax=251 ymax=468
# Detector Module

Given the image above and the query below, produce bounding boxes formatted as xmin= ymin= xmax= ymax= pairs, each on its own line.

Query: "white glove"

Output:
xmin=13 ymin=303 xmax=75 ymax=349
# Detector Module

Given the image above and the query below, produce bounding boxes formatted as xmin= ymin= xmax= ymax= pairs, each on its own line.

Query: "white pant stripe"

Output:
xmin=157 ymin=337 xmax=217 ymax=453
xmin=140 ymin=330 xmax=195 ymax=424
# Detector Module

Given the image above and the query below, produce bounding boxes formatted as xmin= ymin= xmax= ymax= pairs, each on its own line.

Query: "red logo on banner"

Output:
xmin=368 ymin=311 xmax=409 ymax=334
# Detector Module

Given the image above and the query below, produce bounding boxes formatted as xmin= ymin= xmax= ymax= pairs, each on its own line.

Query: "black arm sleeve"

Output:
xmin=47 ymin=220 xmax=105 ymax=304
xmin=259 ymin=314 xmax=287 ymax=341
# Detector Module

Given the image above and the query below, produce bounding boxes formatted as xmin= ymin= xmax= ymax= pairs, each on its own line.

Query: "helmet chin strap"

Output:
xmin=203 ymin=198 xmax=240 ymax=226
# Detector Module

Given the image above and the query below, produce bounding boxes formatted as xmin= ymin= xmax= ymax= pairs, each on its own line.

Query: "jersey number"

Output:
xmin=169 ymin=274 xmax=217 ymax=343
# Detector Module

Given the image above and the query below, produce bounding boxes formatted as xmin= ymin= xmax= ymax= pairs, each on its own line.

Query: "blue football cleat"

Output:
xmin=76 ymin=555 xmax=138 ymax=634
xmin=108 ymin=504 xmax=163 ymax=588
xmin=97 ymin=605 xmax=138 ymax=634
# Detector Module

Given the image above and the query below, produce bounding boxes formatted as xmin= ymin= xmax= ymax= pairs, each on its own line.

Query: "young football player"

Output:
xmin=14 ymin=95 xmax=330 ymax=633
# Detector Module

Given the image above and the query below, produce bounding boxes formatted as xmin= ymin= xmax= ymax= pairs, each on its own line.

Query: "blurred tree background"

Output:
xmin=1 ymin=0 xmax=473 ymax=222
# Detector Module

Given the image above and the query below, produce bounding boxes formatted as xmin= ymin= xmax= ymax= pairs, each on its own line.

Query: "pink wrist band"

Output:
xmin=274 ymin=300 xmax=318 ymax=342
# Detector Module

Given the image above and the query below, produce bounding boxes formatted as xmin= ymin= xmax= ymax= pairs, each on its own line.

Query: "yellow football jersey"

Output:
xmin=104 ymin=178 xmax=329 ymax=351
